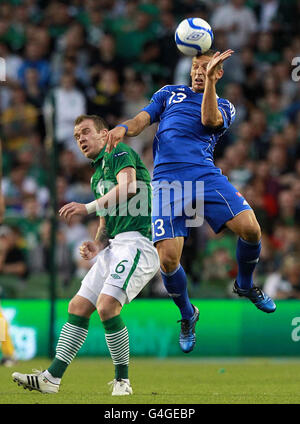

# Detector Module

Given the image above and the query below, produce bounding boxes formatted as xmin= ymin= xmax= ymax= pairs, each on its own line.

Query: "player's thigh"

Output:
xmin=76 ymin=248 xmax=110 ymax=308
xmin=203 ymin=174 xmax=252 ymax=234
xmin=152 ymin=179 xmax=189 ymax=243
xmin=68 ymin=294 xmax=96 ymax=318
xmin=225 ymin=209 xmax=261 ymax=242
xmin=103 ymin=235 xmax=160 ymax=304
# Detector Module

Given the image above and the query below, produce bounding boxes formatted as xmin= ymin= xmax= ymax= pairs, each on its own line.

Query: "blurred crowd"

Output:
xmin=0 ymin=0 xmax=300 ymax=300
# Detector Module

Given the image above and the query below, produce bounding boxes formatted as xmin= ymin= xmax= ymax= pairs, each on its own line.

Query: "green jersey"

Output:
xmin=90 ymin=143 xmax=152 ymax=240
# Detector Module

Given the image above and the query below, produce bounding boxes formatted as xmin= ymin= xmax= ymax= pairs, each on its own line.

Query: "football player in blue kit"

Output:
xmin=106 ymin=49 xmax=276 ymax=354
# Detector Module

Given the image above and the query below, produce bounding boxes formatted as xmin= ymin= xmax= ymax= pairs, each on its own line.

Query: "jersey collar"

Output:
xmin=188 ymin=86 xmax=219 ymax=98
xmin=91 ymin=145 xmax=106 ymax=167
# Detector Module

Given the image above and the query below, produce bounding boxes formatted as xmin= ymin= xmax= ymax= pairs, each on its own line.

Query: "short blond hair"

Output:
xmin=74 ymin=114 xmax=108 ymax=132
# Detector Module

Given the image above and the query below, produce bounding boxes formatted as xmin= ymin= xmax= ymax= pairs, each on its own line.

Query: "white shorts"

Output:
xmin=77 ymin=232 xmax=160 ymax=307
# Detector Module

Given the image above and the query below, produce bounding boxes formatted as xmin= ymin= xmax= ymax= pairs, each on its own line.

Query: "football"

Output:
xmin=175 ymin=17 xmax=213 ymax=56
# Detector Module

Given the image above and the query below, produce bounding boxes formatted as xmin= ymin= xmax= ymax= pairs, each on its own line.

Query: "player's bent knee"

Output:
xmin=97 ymin=305 xmax=109 ymax=322
xmin=160 ymin=255 xmax=180 ymax=274
xmin=68 ymin=297 xmax=82 ymax=315
xmin=68 ymin=296 xmax=95 ymax=318
xmin=156 ymin=241 xmax=181 ymax=274
xmin=97 ymin=304 xmax=118 ymax=322
xmin=240 ymin=223 xmax=261 ymax=243
xmin=157 ymin=245 xmax=180 ymax=273
xmin=228 ymin=210 xmax=262 ymax=243
xmin=97 ymin=295 xmax=122 ymax=322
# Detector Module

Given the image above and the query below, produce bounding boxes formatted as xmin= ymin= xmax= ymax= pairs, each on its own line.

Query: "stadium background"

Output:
xmin=0 ymin=0 xmax=300 ymax=360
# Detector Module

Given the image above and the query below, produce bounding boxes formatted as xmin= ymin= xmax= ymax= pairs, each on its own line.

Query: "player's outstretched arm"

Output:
xmin=86 ymin=167 xmax=137 ymax=213
xmin=59 ymin=202 xmax=88 ymax=223
xmin=106 ymin=111 xmax=151 ymax=153
xmin=59 ymin=168 xmax=137 ymax=221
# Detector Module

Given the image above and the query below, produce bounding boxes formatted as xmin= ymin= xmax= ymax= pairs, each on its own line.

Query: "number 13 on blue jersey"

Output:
xmin=152 ymin=218 xmax=165 ymax=237
xmin=169 ymin=92 xmax=187 ymax=104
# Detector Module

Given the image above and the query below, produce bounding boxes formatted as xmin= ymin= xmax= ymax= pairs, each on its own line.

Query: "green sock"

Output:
xmin=48 ymin=313 xmax=89 ymax=378
xmin=102 ymin=315 xmax=129 ymax=380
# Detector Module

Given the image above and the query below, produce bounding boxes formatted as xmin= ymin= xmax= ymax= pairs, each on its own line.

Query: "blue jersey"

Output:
xmin=142 ymin=84 xmax=236 ymax=169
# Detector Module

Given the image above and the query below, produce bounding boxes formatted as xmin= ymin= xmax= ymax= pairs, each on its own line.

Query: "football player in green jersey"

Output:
xmin=12 ymin=115 xmax=159 ymax=396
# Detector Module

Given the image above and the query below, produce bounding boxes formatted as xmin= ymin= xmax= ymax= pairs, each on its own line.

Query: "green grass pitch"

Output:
xmin=1 ymin=357 xmax=300 ymax=404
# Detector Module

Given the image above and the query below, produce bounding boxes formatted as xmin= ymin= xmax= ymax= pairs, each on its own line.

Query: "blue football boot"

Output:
xmin=233 ymin=281 xmax=276 ymax=313
xmin=177 ymin=305 xmax=199 ymax=353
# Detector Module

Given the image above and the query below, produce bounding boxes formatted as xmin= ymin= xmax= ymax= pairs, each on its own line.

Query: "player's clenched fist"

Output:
xmin=59 ymin=202 xmax=88 ymax=222
xmin=79 ymin=241 xmax=100 ymax=260
xmin=105 ymin=125 xmax=127 ymax=153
